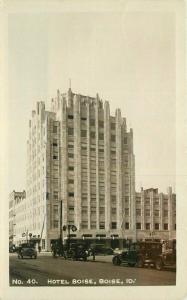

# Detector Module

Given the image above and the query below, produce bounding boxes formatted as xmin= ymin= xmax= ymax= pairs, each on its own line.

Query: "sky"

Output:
xmin=7 ymin=9 xmax=176 ymax=194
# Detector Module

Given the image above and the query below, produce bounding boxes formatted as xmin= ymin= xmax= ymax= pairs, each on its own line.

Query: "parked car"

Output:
xmin=18 ymin=246 xmax=37 ymax=259
xmin=64 ymin=243 xmax=89 ymax=261
xmin=89 ymin=244 xmax=113 ymax=255
xmin=112 ymin=241 xmax=176 ymax=270
xmin=113 ymin=248 xmax=128 ymax=255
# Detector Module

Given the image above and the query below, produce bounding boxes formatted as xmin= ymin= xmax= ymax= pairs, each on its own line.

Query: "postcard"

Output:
xmin=1 ymin=0 xmax=187 ymax=299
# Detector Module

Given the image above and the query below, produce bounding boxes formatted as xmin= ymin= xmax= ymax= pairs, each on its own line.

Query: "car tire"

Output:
xmin=113 ymin=256 xmax=121 ymax=266
xmin=128 ymin=263 xmax=135 ymax=267
xmin=155 ymin=258 xmax=163 ymax=271
xmin=137 ymin=258 xmax=144 ymax=268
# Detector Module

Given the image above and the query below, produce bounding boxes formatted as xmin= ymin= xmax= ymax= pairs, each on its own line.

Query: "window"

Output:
xmin=111 ymin=208 xmax=116 ymax=214
xmin=145 ymin=209 xmax=150 ymax=217
xmin=69 ymin=206 xmax=74 ymax=211
xmin=53 ymin=191 xmax=58 ymax=200
xmin=91 ymin=222 xmax=96 ymax=229
xmin=68 ymin=153 xmax=74 ymax=158
xmin=68 ymin=166 xmax=74 ymax=171
xmin=154 ymin=210 xmax=159 ymax=217
xmin=90 ymin=132 xmax=95 ymax=139
xmin=164 ymin=210 xmax=168 ymax=217
xmin=145 ymin=198 xmax=150 ymax=205
xmin=53 ymin=155 xmax=58 ymax=160
xmin=136 ymin=209 xmax=141 ymax=216
xmin=145 ymin=223 xmax=150 ymax=230
xmin=68 ymin=127 xmax=74 ymax=136
xmin=82 ymin=208 xmax=87 ymax=214
xmin=136 ymin=223 xmax=141 ymax=229
xmin=53 ymin=205 xmax=58 ymax=215
xmin=68 ymin=179 xmax=74 ymax=184
xmin=99 ymin=148 xmax=104 ymax=153
xmin=99 ymin=133 xmax=104 ymax=140
xmin=125 ymin=208 xmax=129 ymax=216
xmin=68 ymin=115 xmax=74 ymax=119
xmin=81 ymin=146 xmax=87 ymax=150
xmin=68 ymin=144 xmax=74 ymax=148
xmin=99 ymin=222 xmax=105 ymax=229
xmin=99 ymin=120 xmax=104 ymax=128
xmin=164 ymin=223 xmax=168 ymax=230
xmin=125 ymin=222 xmax=129 ymax=229
xmin=81 ymin=130 xmax=87 ymax=138
xmin=99 ymin=207 xmax=105 ymax=214
xmin=68 ymin=192 xmax=74 ymax=197
xmin=111 ymin=222 xmax=117 ymax=229
xmin=90 ymin=119 xmax=95 ymax=126
xmin=111 ymin=123 xmax=115 ymax=130
xmin=53 ymin=220 xmax=59 ymax=228
xmin=124 ymin=137 xmax=127 ymax=144
xmin=111 ymin=135 xmax=116 ymax=142
xmin=81 ymin=117 xmax=87 ymax=121
xmin=155 ymin=223 xmax=159 ymax=230
xmin=125 ymin=196 xmax=129 ymax=202
xmin=53 ymin=139 xmax=58 ymax=146
xmin=81 ymin=221 xmax=88 ymax=229
xmin=53 ymin=126 xmax=57 ymax=133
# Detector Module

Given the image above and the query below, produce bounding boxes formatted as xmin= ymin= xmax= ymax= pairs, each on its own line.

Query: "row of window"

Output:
xmin=136 ymin=209 xmax=169 ymax=217
xmin=136 ymin=223 xmax=176 ymax=230
xmin=52 ymin=221 xmax=176 ymax=231
xmin=67 ymin=116 xmax=119 ymax=131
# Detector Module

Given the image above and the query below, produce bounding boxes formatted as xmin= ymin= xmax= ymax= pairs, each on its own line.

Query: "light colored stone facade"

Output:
xmin=9 ymin=88 xmax=176 ymax=250
xmin=9 ymin=191 xmax=26 ymax=245
xmin=135 ymin=187 xmax=176 ymax=241
xmin=23 ymin=88 xmax=136 ymax=250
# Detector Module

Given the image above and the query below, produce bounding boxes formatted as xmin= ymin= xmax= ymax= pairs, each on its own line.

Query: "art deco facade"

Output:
xmin=135 ymin=187 xmax=176 ymax=241
xmin=9 ymin=88 xmax=176 ymax=250
xmin=24 ymin=88 xmax=135 ymax=250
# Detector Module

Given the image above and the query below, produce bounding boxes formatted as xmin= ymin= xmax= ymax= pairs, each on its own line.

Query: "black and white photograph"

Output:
xmin=1 ymin=0 xmax=187 ymax=300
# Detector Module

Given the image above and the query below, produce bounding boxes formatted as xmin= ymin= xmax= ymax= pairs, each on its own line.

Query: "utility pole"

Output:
xmin=60 ymin=200 xmax=63 ymax=244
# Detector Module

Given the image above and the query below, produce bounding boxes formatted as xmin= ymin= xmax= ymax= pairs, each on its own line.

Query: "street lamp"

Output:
xmin=62 ymin=225 xmax=77 ymax=251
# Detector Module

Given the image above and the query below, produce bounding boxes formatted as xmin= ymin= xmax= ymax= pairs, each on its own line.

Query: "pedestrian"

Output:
xmin=38 ymin=245 xmax=41 ymax=253
xmin=92 ymin=247 xmax=95 ymax=261
xmin=51 ymin=242 xmax=57 ymax=258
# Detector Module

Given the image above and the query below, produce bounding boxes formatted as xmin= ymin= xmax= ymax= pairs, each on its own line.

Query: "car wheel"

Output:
xmin=155 ymin=258 xmax=163 ymax=271
xmin=128 ymin=263 xmax=135 ymax=267
xmin=137 ymin=258 xmax=144 ymax=268
xmin=113 ymin=256 xmax=121 ymax=266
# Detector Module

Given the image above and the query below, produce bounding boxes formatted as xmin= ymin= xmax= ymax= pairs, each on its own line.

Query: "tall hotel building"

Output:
xmin=26 ymin=88 xmax=135 ymax=250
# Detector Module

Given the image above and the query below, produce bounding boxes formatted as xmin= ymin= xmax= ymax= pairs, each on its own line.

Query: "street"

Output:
xmin=9 ymin=253 xmax=176 ymax=287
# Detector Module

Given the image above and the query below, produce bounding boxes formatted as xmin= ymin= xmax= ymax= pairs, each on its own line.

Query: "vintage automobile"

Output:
xmin=89 ymin=244 xmax=114 ymax=256
xmin=17 ymin=245 xmax=37 ymax=259
xmin=64 ymin=243 xmax=89 ymax=261
xmin=112 ymin=241 xmax=176 ymax=270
